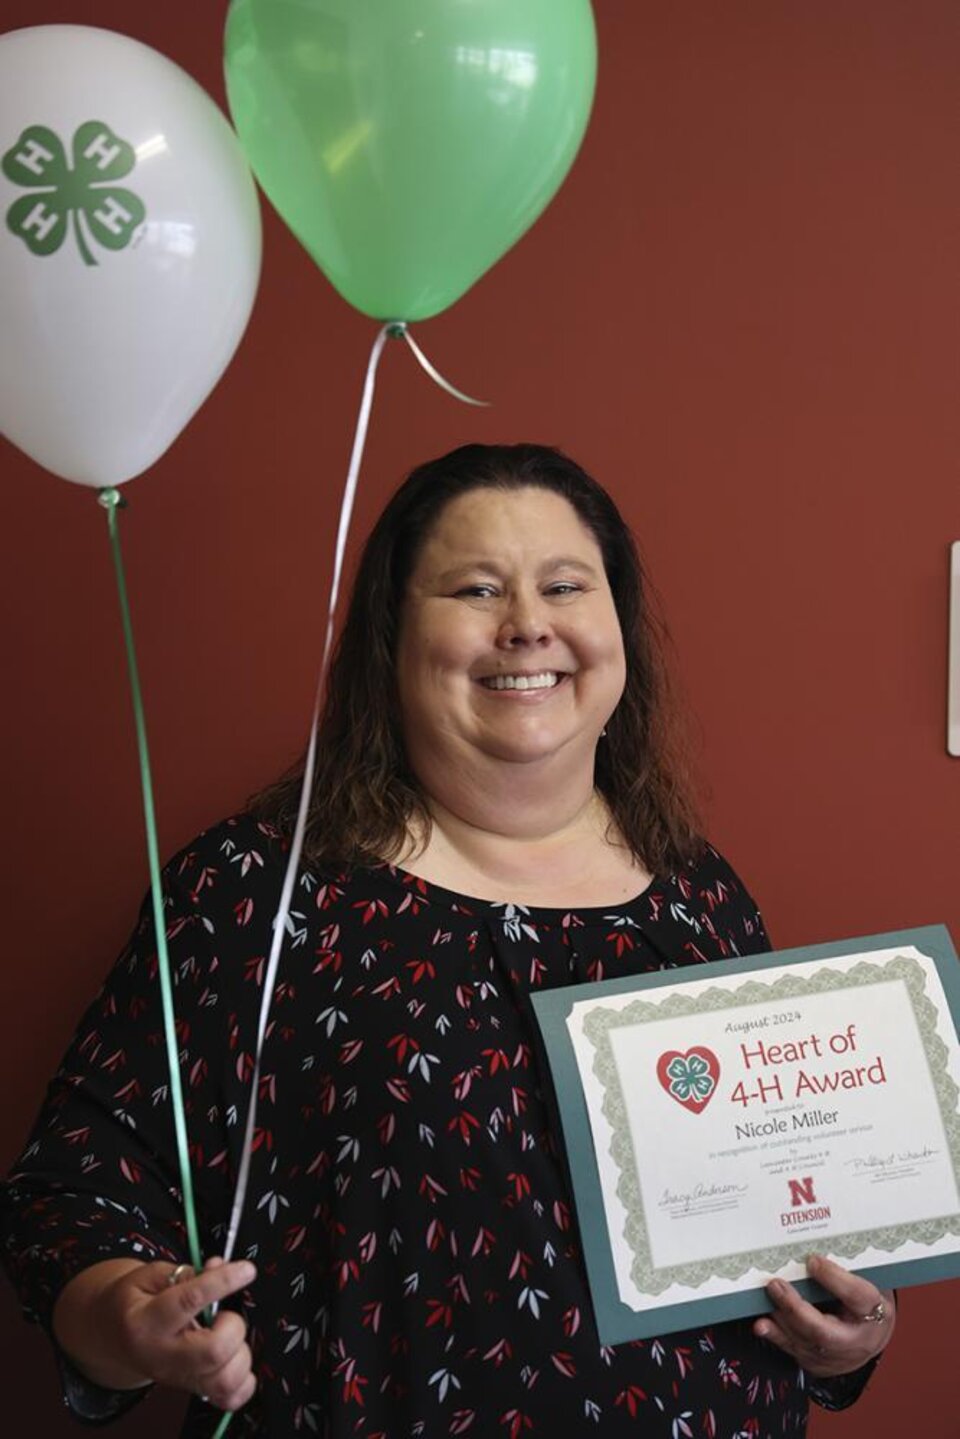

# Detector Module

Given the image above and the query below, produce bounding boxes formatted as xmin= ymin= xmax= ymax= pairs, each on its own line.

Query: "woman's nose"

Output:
xmin=496 ymin=592 xmax=552 ymax=648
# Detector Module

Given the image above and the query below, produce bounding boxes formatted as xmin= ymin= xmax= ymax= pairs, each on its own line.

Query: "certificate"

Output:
xmin=531 ymin=925 xmax=960 ymax=1343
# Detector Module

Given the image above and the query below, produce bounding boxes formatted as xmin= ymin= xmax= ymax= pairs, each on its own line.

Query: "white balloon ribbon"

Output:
xmin=220 ymin=325 xmax=488 ymax=1265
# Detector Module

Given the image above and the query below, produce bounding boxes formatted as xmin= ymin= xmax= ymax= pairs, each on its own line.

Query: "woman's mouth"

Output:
xmin=478 ymin=671 xmax=565 ymax=691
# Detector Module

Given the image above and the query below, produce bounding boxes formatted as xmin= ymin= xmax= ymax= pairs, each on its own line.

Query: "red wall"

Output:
xmin=2 ymin=3 xmax=957 ymax=1434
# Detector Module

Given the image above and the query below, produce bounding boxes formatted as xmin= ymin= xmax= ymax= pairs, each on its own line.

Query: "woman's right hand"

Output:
xmin=53 ymin=1256 xmax=258 ymax=1412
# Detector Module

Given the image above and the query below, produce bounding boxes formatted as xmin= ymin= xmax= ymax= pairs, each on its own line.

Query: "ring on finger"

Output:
xmin=167 ymin=1263 xmax=193 ymax=1287
xmin=861 ymin=1300 xmax=886 ymax=1324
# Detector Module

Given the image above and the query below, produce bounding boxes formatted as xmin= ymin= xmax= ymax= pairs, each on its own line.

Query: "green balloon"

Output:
xmin=224 ymin=0 xmax=596 ymax=321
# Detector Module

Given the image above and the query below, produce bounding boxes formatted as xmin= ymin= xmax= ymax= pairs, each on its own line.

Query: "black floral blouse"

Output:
xmin=2 ymin=815 xmax=874 ymax=1436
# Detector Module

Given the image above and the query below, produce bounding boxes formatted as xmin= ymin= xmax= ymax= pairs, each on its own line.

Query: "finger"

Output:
xmin=173 ymin=1311 xmax=250 ymax=1393
xmin=196 ymin=1341 xmax=255 ymax=1411
xmin=757 ymin=1275 xmax=893 ymax=1375
xmin=805 ymin=1253 xmax=885 ymax=1318
xmin=133 ymin=1257 xmax=230 ymax=1299
xmin=755 ymin=1300 xmax=858 ymax=1377
xmin=151 ymin=1314 xmax=250 ymax=1400
xmin=754 ymin=1289 xmax=829 ymax=1352
xmin=753 ymin=1314 xmax=800 ymax=1354
xmin=212 ymin=1367 xmax=257 ymax=1414
xmin=766 ymin=1280 xmax=862 ymax=1356
xmin=805 ymin=1257 xmax=895 ymax=1344
xmin=160 ymin=1261 xmax=256 ymax=1334
xmin=128 ymin=1261 xmax=196 ymax=1299
xmin=184 ymin=1308 xmax=249 ymax=1363
xmin=764 ymin=1278 xmax=831 ymax=1351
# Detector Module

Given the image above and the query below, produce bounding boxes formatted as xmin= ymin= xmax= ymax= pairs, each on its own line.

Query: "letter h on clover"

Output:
xmin=3 ymin=121 xmax=145 ymax=266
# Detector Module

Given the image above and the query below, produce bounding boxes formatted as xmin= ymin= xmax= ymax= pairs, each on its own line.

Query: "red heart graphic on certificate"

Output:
xmin=656 ymin=1047 xmax=720 ymax=1113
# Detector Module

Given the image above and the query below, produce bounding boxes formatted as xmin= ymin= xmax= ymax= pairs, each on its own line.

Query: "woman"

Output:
xmin=2 ymin=444 xmax=893 ymax=1435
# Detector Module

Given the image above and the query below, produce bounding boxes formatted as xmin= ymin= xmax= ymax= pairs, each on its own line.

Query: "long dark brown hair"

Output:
xmin=251 ymin=443 xmax=703 ymax=876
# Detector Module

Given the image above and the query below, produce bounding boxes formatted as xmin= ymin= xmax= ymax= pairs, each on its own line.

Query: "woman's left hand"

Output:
xmin=753 ymin=1253 xmax=895 ymax=1377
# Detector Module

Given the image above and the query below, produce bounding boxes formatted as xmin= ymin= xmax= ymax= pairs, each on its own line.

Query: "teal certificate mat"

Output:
xmin=531 ymin=925 xmax=960 ymax=1343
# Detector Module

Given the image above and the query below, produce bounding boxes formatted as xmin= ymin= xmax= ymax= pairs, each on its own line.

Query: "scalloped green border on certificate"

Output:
xmin=531 ymin=925 xmax=960 ymax=1344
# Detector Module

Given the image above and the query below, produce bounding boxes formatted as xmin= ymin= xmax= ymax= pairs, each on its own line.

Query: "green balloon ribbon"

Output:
xmin=99 ymin=489 xmax=233 ymax=1439
xmin=96 ymin=325 xmax=478 ymax=1437
xmin=224 ymin=0 xmax=597 ymax=321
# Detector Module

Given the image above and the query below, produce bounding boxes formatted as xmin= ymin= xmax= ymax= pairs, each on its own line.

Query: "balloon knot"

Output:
xmin=385 ymin=322 xmax=407 ymax=339
xmin=97 ymin=487 xmax=127 ymax=510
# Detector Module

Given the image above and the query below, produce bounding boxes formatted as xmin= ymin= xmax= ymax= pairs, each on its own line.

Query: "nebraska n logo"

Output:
xmin=787 ymin=1176 xmax=817 ymax=1208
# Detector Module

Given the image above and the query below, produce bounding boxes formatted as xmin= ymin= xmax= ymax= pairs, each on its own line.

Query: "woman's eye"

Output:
xmin=455 ymin=584 xmax=498 ymax=599
xmin=545 ymin=582 xmax=581 ymax=596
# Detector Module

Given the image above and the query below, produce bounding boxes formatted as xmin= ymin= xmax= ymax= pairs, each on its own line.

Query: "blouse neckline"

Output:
xmin=367 ymin=857 xmax=662 ymax=925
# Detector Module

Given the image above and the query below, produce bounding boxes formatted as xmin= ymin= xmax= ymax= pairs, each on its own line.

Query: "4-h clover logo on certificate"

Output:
xmin=3 ymin=121 xmax=146 ymax=266
xmin=656 ymin=1046 xmax=720 ymax=1113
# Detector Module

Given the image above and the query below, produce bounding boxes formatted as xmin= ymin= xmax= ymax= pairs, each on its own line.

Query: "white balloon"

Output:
xmin=0 ymin=25 xmax=261 ymax=487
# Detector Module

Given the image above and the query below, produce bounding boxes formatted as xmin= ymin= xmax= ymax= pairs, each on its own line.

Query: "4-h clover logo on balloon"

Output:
xmin=656 ymin=1047 xmax=720 ymax=1114
xmin=3 ymin=121 xmax=146 ymax=266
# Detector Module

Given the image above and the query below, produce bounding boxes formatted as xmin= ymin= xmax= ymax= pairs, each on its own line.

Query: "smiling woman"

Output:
xmin=2 ymin=444 xmax=894 ymax=1437
xmin=395 ymin=486 xmax=627 ymax=863
xmin=258 ymin=443 xmax=701 ymax=887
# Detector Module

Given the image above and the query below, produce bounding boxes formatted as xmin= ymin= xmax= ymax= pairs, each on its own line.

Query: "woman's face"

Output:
xmin=396 ymin=486 xmax=626 ymax=777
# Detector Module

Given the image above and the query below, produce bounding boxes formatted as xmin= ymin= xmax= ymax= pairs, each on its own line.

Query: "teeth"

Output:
xmin=482 ymin=672 xmax=560 ymax=691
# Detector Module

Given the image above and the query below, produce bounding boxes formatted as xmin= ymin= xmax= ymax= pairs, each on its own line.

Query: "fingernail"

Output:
xmin=768 ymin=1280 xmax=785 ymax=1300
xmin=755 ymin=1322 xmax=770 ymax=1339
xmin=807 ymin=1253 xmax=822 ymax=1272
xmin=239 ymin=1262 xmax=257 ymax=1283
